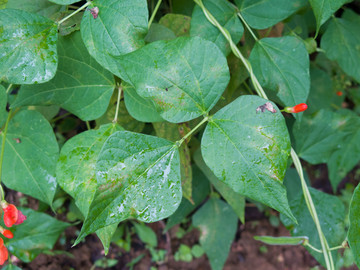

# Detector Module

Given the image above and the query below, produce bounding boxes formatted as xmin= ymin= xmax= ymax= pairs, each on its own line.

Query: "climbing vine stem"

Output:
xmin=194 ymin=0 xmax=334 ymax=269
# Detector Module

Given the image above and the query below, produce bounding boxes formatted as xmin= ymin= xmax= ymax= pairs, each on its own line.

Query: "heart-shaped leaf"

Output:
xmin=235 ymin=0 xmax=307 ymax=29
xmin=321 ymin=14 xmax=360 ymax=83
xmin=201 ymin=95 xmax=294 ymax=221
xmin=348 ymin=183 xmax=360 ymax=268
xmin=12 ymin=31 xmax=115 ymax=121
xmin=123 ymin=82 xmax=163 ymax=123
xmin=117 ymin=36 xmax=230 ymax=123
xmin=309 ymin=0 xmax=350 ymax=34
xmin=74 ymin=131 xmax=182 ymax=244
xmin=6 ymin=0 xmax=63 ymax=18
xmin=249 ymin=36 xmax=310 ymax=119
xmin=80 ymin=0 xmax=148 ymax=76
xmin=56 ymin=123 xmax=123 ymax=253
xmin=0 ymin=9 xmax=58 ymax=84
xmin=1 ymin=110 xmax=59 ymax=205
xmin=192 ymin=198 xmax=237 ymax=270
xmin=191 ymin=0 xmax=243 ymax=55
xmin=6 ymin=207 xmax=69 ymax=262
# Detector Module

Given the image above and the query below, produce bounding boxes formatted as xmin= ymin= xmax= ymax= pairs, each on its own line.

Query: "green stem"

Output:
xmin=243 ymin=81 xmax=255 ymax=95
xmin=57 ymin=1 xmax=91 ymax=26
xmin=195 ymin=1 xmax=334 ymax=268
xmin=113 ymin=85 xmax=123 ymax=124
xmin=291 ymin=148 xmax=334 ymax=269
xmin=193 ymin=0 xmax=267 ymax=99
xmin=328 ymin=245 xmax=344 ymax=251
xmin=85 ymin=121 xmax=91 ymax=130
xmin=0 ymin=110 xmax=12 ymax=186
xmin=50 ymin=112 xmax=71 ymax=123
xmin=177 ymin=116 xmax=208 ymax=146
xmin=237 ymin=12 xmax=258 ymax=41
xmin=5 ymin=84 xmax=13 ymax=94
xmin=305 ymin=242 xmax=323 ymax=253
xmin=148 ymin=0 xmax=162 ymax=29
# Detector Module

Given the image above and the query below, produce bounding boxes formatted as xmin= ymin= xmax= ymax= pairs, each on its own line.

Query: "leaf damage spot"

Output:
xmin=90 ymin=7 xmax=99 ymax=19
xmin=256 ymin=102 xmax=277 ymax=113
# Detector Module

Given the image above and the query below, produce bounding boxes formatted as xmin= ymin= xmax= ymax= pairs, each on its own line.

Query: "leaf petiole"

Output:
xmin=57 ymin=1 xmax=91 ymax=26
xmin=113 ymin=85 xmax=123 ymax=124
xmin=148 ymin=0 xmax=162 ymax=29
xmin=177 ymin=116 xmax=209 ymax=147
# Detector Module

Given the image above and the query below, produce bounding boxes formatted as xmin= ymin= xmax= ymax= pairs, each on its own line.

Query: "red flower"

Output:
xmin=3 ymin=204 xmax=18 ymax=228
xmin=0 ymin=238 xmax=7 ymax=265
xmin=0 ymin=245 xmax=8 ymax=265
xmin=284 ymin=103 xmax=308 ymax=113
xmin=1 ymin=229 xmax=13 ymax=239
xmin=336 ymin=91 xmax=343 ymax=96
xmin=1 ymin=202 xmax=26 ymax=227
xmin=15 ymin=210 xmax=27 ymax=225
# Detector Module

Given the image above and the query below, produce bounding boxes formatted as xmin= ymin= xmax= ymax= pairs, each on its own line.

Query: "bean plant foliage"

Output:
xmin=0 ymin=0 xmax=360 ymax=269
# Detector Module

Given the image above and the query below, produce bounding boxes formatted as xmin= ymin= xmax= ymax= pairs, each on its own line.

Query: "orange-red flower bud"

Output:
xmin=0 ymin=245 xmax=8 ymax=265
xmin=284 ymin=103 xmax=308 ymax=113
xmin=2 ymin=204 xmax=18 ymax=228
xmin=0 ymin=238 xmax=3 ymax=247
xmin=1 ymin=229 xmax=13 ymax=239
xmin=336 ymin=91 xmax=343 ymax=96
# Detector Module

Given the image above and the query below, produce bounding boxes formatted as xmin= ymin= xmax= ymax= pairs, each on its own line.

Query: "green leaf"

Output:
xmin=328 ymin=110 xmax=360 ymax=190
xmin=6 ymin=0 xmax=63 ymax=18
xmin=292 ymin=109 xmax=347 ymax=164
xmin=165 ymin=165 xmax=210 ymax=230
xmin=57 ymin=124 xmax=123 ymax=216
xmin=1 ymin=110 xmax=59 ymax=205
xmin=348 ymin=183 xmax=360 ymax=268
xmin=254 ymin=235 xmax=308 ymax=246
xmin=309 ymin=0 xmax=350 ymax=34
xmin=12 ymin=31 xmax=115 ymax=121
xmin=0 ymin=0 xmax=7 ymax=9
xmin=75 ymin=131 xmax=182 ymax=244
xmin=153 ymin=122 xmax=192 ymax=201
xmin=6 ymin=207 xmax=69 ymax=262
xmin=283 ymin=168 xmax=310 ymax=201
xmin=281 ymin=187 xmax=346 ymax=266
xmin=52 ymin=10 xmax=83 ymax=36
xmin=80 ymin=0 xmax=148 ymax=76
xmin=49 ymin=0 xmax=79 ymax=4
xmin=145 ymin=23 xmax=177 ymax=43
xmin=133 ymin=222 xmax=157 ymax=247
xmin=117 ymin=36 xmax=230 ymax=123
xmin=235 ymin=0 xmax=307 ymax=29
xmin=306 ymin=67 xmax=333 ymax=114
xmin=95 ymin=93 xmax=145 ymax=133
xmin=190 ymin=0 xmax=243 ymax=55
xmin=201 ymin=95 xmax=294 ymax=221
xmin=249 ymin=36 xmax=310 ymax=117
xmin=0 ymin=9 xmax=58 ymax=84
xmin=56 ymin=124 xmax=122 ymax=253
xmin=27 ymin=105 xmax=60 ymax=121
xmin=123 ymin=82 xmax=163 ymax=123
xmin=2 ymin=264 xmax=22 ymax=270
xmin=193 ymin=150 xmax=245 ymax=223
xmin=321 ymin=14 xmax=360 ymax=83
xmin=192 ymin=198 xmax=237 ymax=270
xmin=159 ymin=14 xmax=191 ymax=37
xmin=0 ymin=85 xmax=7 ymax=127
